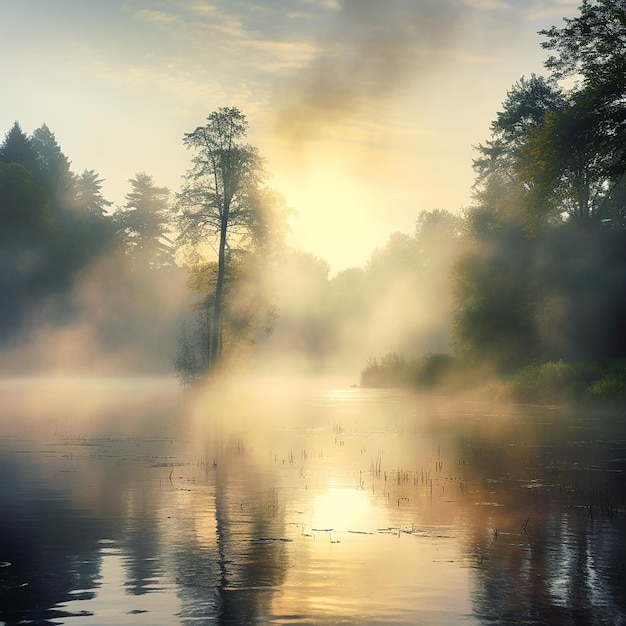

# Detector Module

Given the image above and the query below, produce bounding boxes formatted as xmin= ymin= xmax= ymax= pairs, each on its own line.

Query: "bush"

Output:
xmin=360 ymin=351 xmax=457 ymax=390
xmin=585 ymin=363 xmax=626 ymax=403
xmin=506 ymin=360 xmax=591 ymax=402
xmin=360 ymin=351 xmax=408 ymax=388
xmin=413 ymin=352 xmax=456 ymax=388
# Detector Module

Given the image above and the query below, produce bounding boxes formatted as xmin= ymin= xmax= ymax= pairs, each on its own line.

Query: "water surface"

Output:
xmin=0 ymin=377 xmax=625 ymax=624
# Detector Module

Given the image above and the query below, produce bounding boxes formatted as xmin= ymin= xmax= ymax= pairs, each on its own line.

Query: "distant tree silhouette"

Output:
xmin=0 ymin=162 xmax=55 ymax=337
xmin=30 ymin=124 xmax=75 ymax=209
xmin=0 ymin=122 xmax=39 ymax=174
xmin=0 ymin=122 xmax=120 ymax=343
xmin=75 ymin=169 xmax=113 ymax=218
xmin=115 ymin=172 xmax=174 ymax=269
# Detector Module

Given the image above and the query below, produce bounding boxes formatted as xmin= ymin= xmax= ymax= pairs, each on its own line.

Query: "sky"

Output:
xmin=1 ymin=0 xmax=580 ymax=274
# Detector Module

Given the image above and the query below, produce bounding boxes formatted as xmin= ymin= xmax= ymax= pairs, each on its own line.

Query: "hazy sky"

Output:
xmin=1 ymin=0 xmax=579 ymax=273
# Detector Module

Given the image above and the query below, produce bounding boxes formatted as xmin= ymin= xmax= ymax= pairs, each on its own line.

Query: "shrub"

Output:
xmin=360 ymin=351 xmax=408 ymax=388
xmin=506 ymin=360 xmax=588 ymax=402
xmin=360 ymin=351 xmax=457 ymax=390
xmin=585 ymin=364 xmax=626 ymax=403
xmin=413 ymin=352 xmax=456 ymax=388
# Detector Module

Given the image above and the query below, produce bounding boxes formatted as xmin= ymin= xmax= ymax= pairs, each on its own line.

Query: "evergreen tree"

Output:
xmin=0 ymin=122 xmax=39 ymax=174
xmin=115 ymin=172 xmax=173 ymax=268
xmin=75 ymin=169 xmax=113 ymax=217
xmin=30 ymin=124 xmax=75 ymax=209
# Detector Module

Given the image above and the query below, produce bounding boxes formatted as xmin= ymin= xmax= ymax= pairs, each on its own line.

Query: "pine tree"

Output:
xmin=0 ymin=122 xmax=39 ymax=174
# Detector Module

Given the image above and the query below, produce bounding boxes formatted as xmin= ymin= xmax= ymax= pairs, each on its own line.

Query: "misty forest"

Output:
xmin=3 ymin=2 xmax=626 ymax=402
xmin=3 ymin=3 xmax=626 ymax=625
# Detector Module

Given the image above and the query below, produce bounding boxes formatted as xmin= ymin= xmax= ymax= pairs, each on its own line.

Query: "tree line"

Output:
xmin=0 ymin=121 xmax=183 ymax=371
xmin=360 ymin=0 xmax=626 ymax=401
xmin=453 ymin=0 xmax=626 ymax=399
xmin=3 ymin=0 xmax=626 ymax=400
xmin=0 ymin=110 xmax=287 ymax=378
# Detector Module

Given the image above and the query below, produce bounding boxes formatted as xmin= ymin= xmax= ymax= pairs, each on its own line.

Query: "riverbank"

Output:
xmin=360 ymin=351 xmax=626 ymax=405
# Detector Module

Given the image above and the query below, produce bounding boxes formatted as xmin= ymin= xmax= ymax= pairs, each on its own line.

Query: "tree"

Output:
xmin=0 ymin=122 xmax=39 ymax=174
xmin=0 ymin=162 xmax=52 ymax=244
xmin=30 ymin=124 xmax=75 ymax=209
xmin=115 ymin=172 xmax=173 ymax=269
xmin=175 ymin=107 xmax=282 ymax=373
xmin=540 ymin=0 xmax=626 ymax=200
xmin=0 ymin=162 xmax=55 ymax=337
xmin=451 ymin=78 xmax=559 ymax=371
xmin=75 ymin=169 xmax=113 ymax=218
xmin=517 ymin=96 xmax=612 ymax=228
xmin=472 ymin=75 xmax=566 ymax=231
xmin=452 ymin=221 xmax=540 ymax=372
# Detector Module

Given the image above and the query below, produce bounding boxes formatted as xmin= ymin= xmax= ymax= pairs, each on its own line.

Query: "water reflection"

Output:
xmin=0 ymin=378 xmax=624 ymax=624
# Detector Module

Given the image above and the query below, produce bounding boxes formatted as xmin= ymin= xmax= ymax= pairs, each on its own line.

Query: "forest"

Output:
xmin=2 ymin=0 xmax=626 ymax=403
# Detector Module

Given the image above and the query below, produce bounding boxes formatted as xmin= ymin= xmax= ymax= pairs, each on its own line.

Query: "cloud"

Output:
xmin=135 ymin=9 xmax=180 ymax=24
xmin=523 ymin=1 xmax=580 ymax=21
xmin=274 ymin=0 xmax=473 ymax=145
xmin=272 ymin=0 xmax=580 ymax=148
xmin=299 ymin=0 xmax=341 ymax=10
xmin=242 ymin=40 xmax=320 ymax=73
xmin=287 ymin=11 xmax=313 ymax=20
xmin=186 ymin=2 xmax=220 ymax=16
xmin=461 ymin=0 xmax=510 ymax=9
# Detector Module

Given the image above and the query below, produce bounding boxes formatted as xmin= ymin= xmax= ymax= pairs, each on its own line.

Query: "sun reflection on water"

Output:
xmin=310 ymin=485 xmax=387 ymax=534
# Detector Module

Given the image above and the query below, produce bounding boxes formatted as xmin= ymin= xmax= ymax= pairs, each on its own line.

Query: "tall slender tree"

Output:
xmin=175 ymin=107 xmax=279 ymax=373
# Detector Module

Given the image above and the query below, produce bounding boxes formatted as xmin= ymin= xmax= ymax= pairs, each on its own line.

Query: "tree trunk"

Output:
xmin=211 ymin=209 xmax=228 ymax=368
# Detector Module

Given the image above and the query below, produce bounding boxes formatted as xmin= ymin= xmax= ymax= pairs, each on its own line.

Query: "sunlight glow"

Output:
xmin=311 ymin=486 xmax=386 ymax=534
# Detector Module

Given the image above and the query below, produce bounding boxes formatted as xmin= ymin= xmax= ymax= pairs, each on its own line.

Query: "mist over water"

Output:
xmin=3 ymin=3 xmax=626 ymax=624
xmin=0 ymin=376 xmax=625 ymax=624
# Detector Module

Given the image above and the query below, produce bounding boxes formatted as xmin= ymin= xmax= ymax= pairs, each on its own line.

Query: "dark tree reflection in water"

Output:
xmin=446 ymin=405 xmax=626 ymax=625
xmin=0 ymin=378 xmax=624 ymax=624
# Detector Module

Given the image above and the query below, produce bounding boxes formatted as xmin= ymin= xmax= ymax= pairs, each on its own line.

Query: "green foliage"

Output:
xmin=586 ymin=366 xmax=626 ymax=403
xmin=541 ymin=0 xmax=626 ymax=87
xmin=451 ymin=1 xmax=626 ymax=382
xmin=540 ymin=0 xmax=626 ymax=195
xmin=492 ymin=359 xmax=626 ymax=405
xmin=176 ymin=107 xmax=266 ymax=254
xmin=504 ymin=361 xmax=584 ymax=402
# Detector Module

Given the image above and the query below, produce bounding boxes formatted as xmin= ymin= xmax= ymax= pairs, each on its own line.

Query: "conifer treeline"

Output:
xmin=0 ymin=122 xmax=183 ymax=372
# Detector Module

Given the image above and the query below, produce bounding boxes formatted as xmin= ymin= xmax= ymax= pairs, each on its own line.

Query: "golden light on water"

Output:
xmin=310 ymin=485 xmax=385 ymax=534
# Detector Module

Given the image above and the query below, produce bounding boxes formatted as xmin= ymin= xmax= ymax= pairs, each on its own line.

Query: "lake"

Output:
xmin=0 ymin=376 xmax=625 ymax=625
